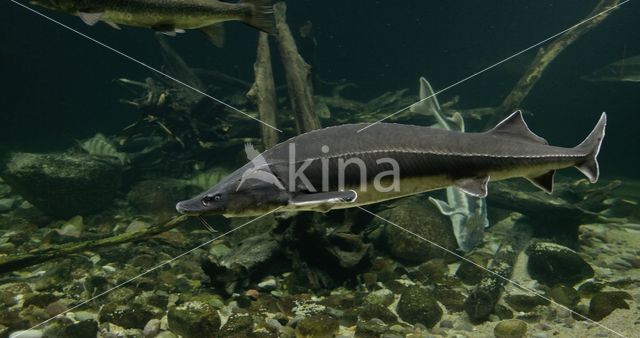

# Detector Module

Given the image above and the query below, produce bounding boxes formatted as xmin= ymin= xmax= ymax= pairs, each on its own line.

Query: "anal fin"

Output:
xmin=526 ymin=170 xmax=555 ymax=193
xmin=454 ymin=176 xmax=489 ymax=197
xmin=105 ymin=21 xmax=121 ymax=30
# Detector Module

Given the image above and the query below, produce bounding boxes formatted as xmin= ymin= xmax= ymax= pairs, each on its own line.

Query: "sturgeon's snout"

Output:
xmin=175 ymin=200 xmax=201 ymax=215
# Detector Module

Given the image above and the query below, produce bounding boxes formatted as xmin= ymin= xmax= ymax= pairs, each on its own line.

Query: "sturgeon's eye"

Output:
xmin=202 ymin=194 xmax=220 ymax=206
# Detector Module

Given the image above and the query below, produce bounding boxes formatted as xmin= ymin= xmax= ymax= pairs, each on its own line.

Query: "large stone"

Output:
xmin=378 ymin=196 xmax=458 ymax=263
xmin=588 ymin=291 xmax=631 ymax=321
xmin=98 ymin=303 xmax=158 ymax=329
xmin=61 ymin=319 xmax=98 ymax=338
xmin=396 ymin=285 xmax=442 ymax=328
xmin=127 ymin=179 xmax=197 ymax=215
xmin=1 ymin=153 xmax=122 ymax=218
xmin=526 ymin=242 xmax=594 ymax=286
xmin=168 ymin=301 xmax=220 ymax=338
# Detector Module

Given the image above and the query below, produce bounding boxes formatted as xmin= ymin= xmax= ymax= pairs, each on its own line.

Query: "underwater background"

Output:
xmin=1 ymin=0 xmax=640 ymax=337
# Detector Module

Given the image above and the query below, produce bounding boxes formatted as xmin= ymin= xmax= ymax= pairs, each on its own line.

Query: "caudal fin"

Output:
xmin=574 ymin=113 xmax=607 ymax=183
xmin=240 ymin=0 xmax=276 ymax=35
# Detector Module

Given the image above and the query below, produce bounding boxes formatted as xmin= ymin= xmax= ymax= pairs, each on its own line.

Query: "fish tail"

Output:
xmin=240 ymin=0 xmax=275 ymax=35
xmin=574 ymin=112 xmax=607 ymax=183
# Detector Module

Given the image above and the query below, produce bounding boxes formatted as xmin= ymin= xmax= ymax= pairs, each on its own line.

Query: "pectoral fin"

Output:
xmin=200 ymin=24 xmax=225 ymax=48
xmin=289 ymin=190 xmax=358 ymax=211
xmin=454 ymin=176 xmax=489 ymax=197
xmin=153 ymin=24 xmax=184 ymax=36
xmin=78 ymin=12 xmax=103 ymax=26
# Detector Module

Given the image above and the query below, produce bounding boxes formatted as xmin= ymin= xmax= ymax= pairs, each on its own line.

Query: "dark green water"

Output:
xmin=1 ymin=2 xmax=639 ymax=337
xmin=1 ymin=0 xmax=639 ymax=177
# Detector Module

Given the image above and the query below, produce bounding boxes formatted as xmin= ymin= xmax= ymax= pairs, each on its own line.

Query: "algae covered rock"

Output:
xmin=355 ymin=318 xmax=387 ymax=338
xmin=359 ymin=303 xmax=397 ymax=323
xmin=493 ymin=319 xmax=527 ymax=338
xmin=504 ymin=294 xmax=549 ymax=312
xmin=396 ymin=285 xmax=442 ymax=328
xmin=295 ymin=313 xmax=339 ymax=338
xmin=378 ymin=197 xmax=458 ymax=263
xmin=218 ymin=313 xmax=254 ymax=337
xmin=364 ymin=288 xmax=394 ymax=307
xmin=61 ymin=319 xmax=98 ymax=338
xmin=1 ymin=152 xmax=122 ymax=218
xmin=526 ymin=242 xmax=594 ymax=286
xmin=98 ymin=303 xmax=158 ymax=329
xmin=588 ymin=291 xmax=631 ymax=321
xmin=168 ymin=301 xmax=220 ymax=338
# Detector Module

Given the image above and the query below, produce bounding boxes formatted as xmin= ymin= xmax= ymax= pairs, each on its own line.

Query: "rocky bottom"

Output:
xmin=0 ymin=177 xmax=639 ymax=338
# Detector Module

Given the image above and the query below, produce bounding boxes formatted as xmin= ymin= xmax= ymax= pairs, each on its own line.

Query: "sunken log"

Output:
xmin=248 ymin=32 xmax=279 ymax=148
xmin=274 ymin=2 xmax=321 ymax=133
xmin=496 ymin=0 xmax=621 ymax=122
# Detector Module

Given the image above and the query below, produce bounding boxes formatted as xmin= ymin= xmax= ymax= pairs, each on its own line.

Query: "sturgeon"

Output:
xmin=29 ymin=0 xmax=275 ymax=45
xmin=176 ymin=111 xmax=607 ymax=218
xmin=411 ymin=77 xmax=489 ymax=252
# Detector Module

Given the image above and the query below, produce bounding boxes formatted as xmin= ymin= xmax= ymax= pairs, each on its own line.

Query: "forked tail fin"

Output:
xmin=241 ymin=0 xmax=276 ymax=35
xmin=574 ymin=113 xmax=607 ymax=183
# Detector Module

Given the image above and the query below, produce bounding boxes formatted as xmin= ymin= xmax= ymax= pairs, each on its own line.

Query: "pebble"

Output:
xmin=0 ymin=198 xmax=16 ymax=212
xmin=143 ymin=318 xmax=161 ymax=337
xmin=364 ymin=288 xmax=395 ymax=307
xmin=8 ymin=330 xmax=43 ymax=338
xmin=257 ymin=277 xmax=277 ymax=291
xmin=126 ymin=220 xmax=151 ymax=233
xmin=494 ymin=319 xmax=527 ymax=338
xmin=73 ymin=311 xmax=98 ymax=322
xmin=102 ymin=265 xmax=117 ymax=273
xmin=439 ymin=320 xmax=454 ymax=328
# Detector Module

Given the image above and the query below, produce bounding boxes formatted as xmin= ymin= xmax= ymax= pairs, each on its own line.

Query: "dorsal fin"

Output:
xmin=488 ymin=110 xmax=548 ymax=144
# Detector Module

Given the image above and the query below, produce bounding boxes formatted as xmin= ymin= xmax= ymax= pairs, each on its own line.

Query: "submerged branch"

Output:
xmin=495 ymin=0 xmax=621 ymax=123
xmin=248 ymin=32 xmax=279 ymax=148
xmin=0 ymin=215 xmax=188 ymax=274
xmin=274 ymin=2 xmax=321 ymax=133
